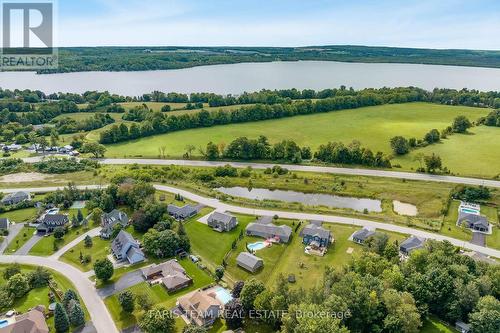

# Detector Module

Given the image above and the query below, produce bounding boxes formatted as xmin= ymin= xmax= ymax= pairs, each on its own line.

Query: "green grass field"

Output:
xmin=101 ymin=102 xmax=497 ymax=177
xmin=60 ymin=236 xmax=110 ymax=271
xmin=3 ymin=226 xmax=36 ymax=254
xmin=0 ymin=208 xmax=38 ymax=223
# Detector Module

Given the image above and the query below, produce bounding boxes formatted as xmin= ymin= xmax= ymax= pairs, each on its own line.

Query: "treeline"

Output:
xmin=54 ymin=113 xmax=115 ymax=134
xmin=225 ymin=240 xmax=500 ymax=333
xmin=99 ymin=87 xmax=426 ymax=144
xmin=479 ymin=109 xmax=500 ymax=127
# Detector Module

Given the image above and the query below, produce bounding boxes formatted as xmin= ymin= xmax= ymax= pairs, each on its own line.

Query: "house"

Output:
xmin=0 ymin=217 xmax=10 ymax=230
xmin=462 ymin=251 xmax=498 ymax=265
xmin=455 ymin=321 xmax=471 ymax=333
xmin=245 ymin=217 xmax=292 ymax=243
xmin=141 ymin=259 xmax=192 ymax=292
xmin=167 ymin=204 xmax=198 ymax=220
xmin=100 ymin=209 xmax=129 ymax=239
xmin=399 ymin=235 xmax=426 ymax=256
xmin=58 ymin=145 xmax=73 ymax=154
xmin=457 ymin=212 xmax=489 ymax=232
xmin=0 ymin=307 xmax=49 ymax=333
xmin=111 ymin=230 xmax=145 ymax=264
xmin=178 ymin=290 xmax=222 ymax=327
xmin=1 ymin=191 xmax=31 ymax=205
xmin=36 ymin=214 xmax=69 ymax=233
xmin=3 ymin=144 xmax=22 ymax=152
xmin=299 ymin=221 xmax=333 ymax=248
xmin=207 ymin=211 xmax=238 ymax=232
xmin=351 ymin=227 xmax=376 ymax=244
xmin=236 ymin=252 xmax=263 ymax=273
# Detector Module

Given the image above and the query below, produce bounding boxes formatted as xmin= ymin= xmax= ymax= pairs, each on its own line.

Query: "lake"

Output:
xmin=215 ymin=186 xmax=382 ymax=212
xmin=1 ymin=61 xmax=500 ymax=95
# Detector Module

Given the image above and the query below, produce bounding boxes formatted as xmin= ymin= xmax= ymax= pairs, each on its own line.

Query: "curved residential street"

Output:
xmin=1 ymin=184 xmax=499 ymax=258
xmin=0 ymin=255 xmax=119 ymax=333
xmin=19 ymin=157 xmax=500 ymax=188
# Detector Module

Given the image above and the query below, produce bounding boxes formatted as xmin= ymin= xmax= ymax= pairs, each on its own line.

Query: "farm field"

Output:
xmin=100 ymin=102 xmax=497 ymax=177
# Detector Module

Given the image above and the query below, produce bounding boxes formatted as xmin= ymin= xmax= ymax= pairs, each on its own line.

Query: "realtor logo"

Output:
xmin=1 ymin=1 xmax=57 ymax=70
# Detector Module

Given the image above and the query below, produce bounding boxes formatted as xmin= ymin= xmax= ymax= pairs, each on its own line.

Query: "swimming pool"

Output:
xmin=214 ymin=287 xmax=233 ymax=305
xmin=247 ymin=241 xmax=267 ymax=251
xmin=0 ymin=320 xmax=9 ymax=328
xmin=460 ymin=208 xmax=479 ymax=214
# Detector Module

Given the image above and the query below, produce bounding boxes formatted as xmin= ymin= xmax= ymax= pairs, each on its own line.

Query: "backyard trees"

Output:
xmin=240 ymin=278 xmax=266 ymax=311
xmin=215 ymin=266 xmax=225 ymax=281
xmin=54 ymin=303 xmax=70 ymax=333
xmin=142 ymin=229 xmax=189 ymax=258
xmin=54 ymin=226 xmax=65 ymax=239
xmin=94 ymin=258 xmax=114 ymax=282
xmin=139 ymin=306 xmax=175 ymax=333
xmin=452 ymin=115 xmax=472 ymax=133
xmin=7 ymin=273 xmax=30 ymax=298
xmin=223 ymin=299 xmax=244 ymax=330
xmin=84 ymin=235 xmax=93 ymax=248
xmin=118 ymin=290 xmax=135 ymax=313
xmin=91 ymin=207 xmax=103 ymax=225
xmin=69 ymin=303 xmax=85 ymax=327
xmin=390 ymin=136 xmax=410 ymax=155
xmin=469 ymin=296 xmax=500 ymax=333
xmin=232 ymin=281 xmax=245 ymax=298
xmin=2 ymin=263 xmax=21 ymax=280
xmin=135 ymin=292 xmax=153 ymax=311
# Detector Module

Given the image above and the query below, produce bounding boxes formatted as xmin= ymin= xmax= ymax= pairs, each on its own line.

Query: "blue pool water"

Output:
xmin=214 ymin=287 xmax=233 ymax=305
xmin=247 ymin=241 xmax=267 ymax=251
xmin=461 ymin=208 xmax=479 ymax=214
xmin=0 ymin=320 xmax=9 ymax=328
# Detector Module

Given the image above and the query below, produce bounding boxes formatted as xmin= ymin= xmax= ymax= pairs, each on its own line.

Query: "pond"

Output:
xmin=216 ymin=186 xmax=382 ymax=212
xmin=2 ymin=60 xmax=500 ymax=95
xmin=392 ymin=200 xmax=418 ymax=216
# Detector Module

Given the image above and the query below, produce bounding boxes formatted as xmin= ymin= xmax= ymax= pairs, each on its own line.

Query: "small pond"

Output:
xmin=392 ymin=200 xmax=418 ymax=216
xmin=215 ymin=186 xmax=382 ymax=212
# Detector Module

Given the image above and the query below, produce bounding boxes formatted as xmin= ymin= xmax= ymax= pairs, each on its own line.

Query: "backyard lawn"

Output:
xmin=420 ymin=315 xmax=458 ymax=333
xmin=0 ymin=264 xmax=89 ymax=331
xmin=60 ymin=236 xmax=110 ymax=271
xmin=104 ymin=258 xmax=213 ymax=330
xmin=0 ymin=208 xmax=38 ymax=222
xmin=30 ymin=225 xmax=88 ymax=256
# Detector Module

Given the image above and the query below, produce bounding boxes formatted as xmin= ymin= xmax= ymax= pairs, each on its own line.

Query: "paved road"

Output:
xmin=1 ymin=185 xmax=499 ymax=258
xmin=15 ymin=233 xmax=42 ymax=255
xmin=20 ymin=157 xmax=500 ymax=188
xmin=0 ymin=223 xmax=23 ymax=254
xmin=97 ymin=269 xmax=144 ymax=298
xmin=51 ymin=227 xmax=101 ymax=259
xmin=0 ymin=255 xmax=118 ymax=333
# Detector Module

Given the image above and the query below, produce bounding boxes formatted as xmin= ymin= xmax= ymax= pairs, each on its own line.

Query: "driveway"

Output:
xmin=15 ymin=233 xmax=43 ymax=255
xmin=0 ymin=223 xmax=24 ymax=254
xmin=97 ymin=269 xmax=145 ymax=298
xmin=471 ymin=232 xmax=486 ymax=247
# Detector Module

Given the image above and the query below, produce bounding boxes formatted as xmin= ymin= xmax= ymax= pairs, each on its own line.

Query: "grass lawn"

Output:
xmin=54 ymin=112 xmax=125 ymax=122
xmin=29 ymin=221 xmax=90 ymax=257
xmin=60 ymin=236 xmax=110 ymax=271
xmin=104 ymin=258 xmax=213 ymax=330
xmin=99 ymin=102 xmax=497 ymax=176
xmin=0 ymin=208 xmax=38 ymax=222
xmin=224 ymin=218 xmax=297 ymax=284
xmin=184 ymin=212 xmax=254 ymax=267
xmin=0 ymin=264 xmax=89 ymax=331
xmin=3 ymin=225 xmax=36 ymax=254
xmin=420 ymin=315 xmax=458 ymax=333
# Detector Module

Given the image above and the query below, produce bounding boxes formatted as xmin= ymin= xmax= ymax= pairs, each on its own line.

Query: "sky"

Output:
xmin=12 ymin=0 xmax=500 ymax=49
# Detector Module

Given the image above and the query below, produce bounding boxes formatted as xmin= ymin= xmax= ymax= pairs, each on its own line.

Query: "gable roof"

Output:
xmin=458 ymin=212 xmax=489 ymax=228
xmin=246 ymin=221 xmax=292 ymax=238
xmin=208 ymin=211 xmax=235 ymax=225
xmin=102 ymin=209 xmax=128 ymax=225
xmin=111 ymin=230 xmax=139 ymax=254
xmin=179 ymin=290 xmax=220 ymax=315
xmin=2 ymin=191 xmax=30 ymax=202
xmin=167 ymin=204 xmax=197 ymax=217
xmin=0 ymin=308 xmax=49 ymax=333
xmin=400 ymin=235 xmax=426 ymax=252
xmin=41 ymin=214 xmax=69 ymax=226
xmin=0 ymin=218 xmax=9 ymax=229
xmin=126 ymin=246 xmax=145 ymax=259
xmin=300 ymin=222 xmax=331 ymax=240
xmin=236 ymin=252 xmax=263 ymax=269
xmin=352 ymin=227 xmax=376 ymax=241
xmin=141 ymin=259 xmax=191 ymax=290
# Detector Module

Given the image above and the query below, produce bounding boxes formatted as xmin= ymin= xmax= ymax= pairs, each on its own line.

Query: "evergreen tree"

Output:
xmin=69 ymin=303 xmax=85 ymax=327
xmin=54 ymin=303 xmax=70 ymax=333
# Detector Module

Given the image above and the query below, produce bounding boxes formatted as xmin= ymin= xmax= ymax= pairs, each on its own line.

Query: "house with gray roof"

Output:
xmin=351 ymin=227 xmax=376 ymax=244
xmin=100 ymin=209 xmax=129 ymax=239
xmin=207 ymin=211 xmax=238 ymax=232
xmin=0 ymin=306 xmax=49 ymax=333
xmin=141 ymin=259 xmax=192 ymax=292
xmin=399 ymin=235 xmax=426 ymax=256
xmin=299 ymin=221 xmax=333 ymax=248
xmin=236 ymin=252 xmax=263 ymax=273
xmin=457 ymin=212 xmax=489 ymax=232
xmin=36 ymin=214 xmax=69 ymax=234
xmin=0 ymin=218 xmax=10 ymax=230
xmin=167 ymin=204 xmax=198 ymax=220
xmin=111 ymin=230 xmax=145 ymax=264
xmin=1 ymin=191 xmax=31 ymax=205
xmin=245 ymin=217 xmax=292 ymax=243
